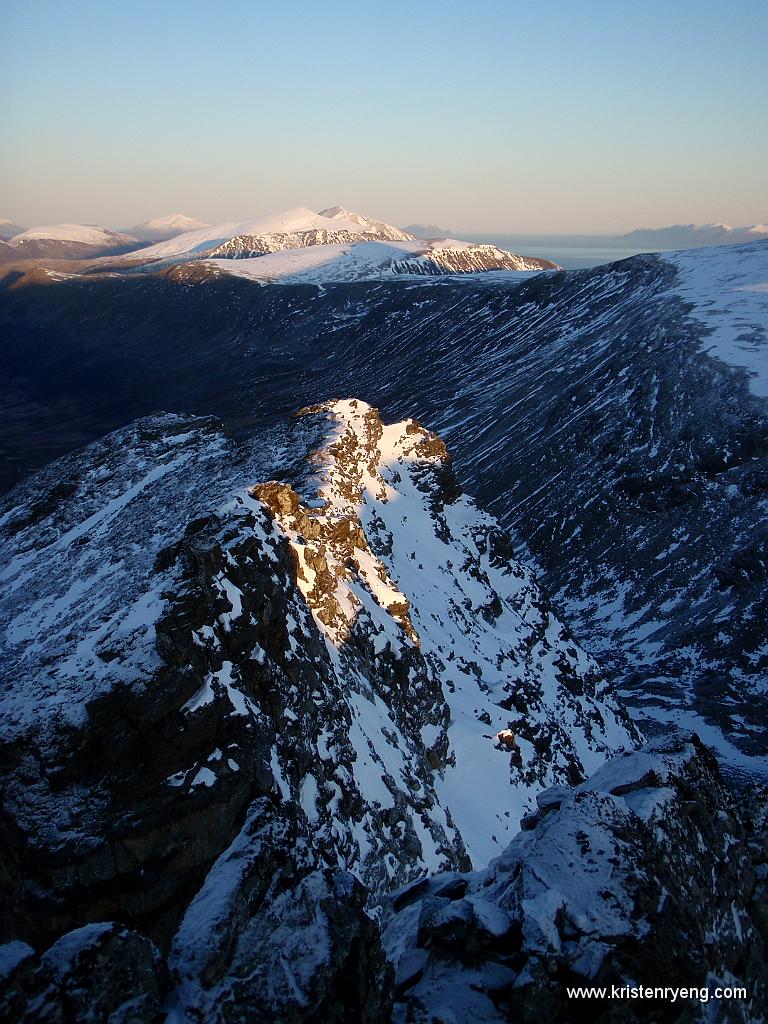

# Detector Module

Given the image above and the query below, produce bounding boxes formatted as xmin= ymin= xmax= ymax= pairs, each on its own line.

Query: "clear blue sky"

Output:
xmin=1 ymin=0 xmax=766 ymax=233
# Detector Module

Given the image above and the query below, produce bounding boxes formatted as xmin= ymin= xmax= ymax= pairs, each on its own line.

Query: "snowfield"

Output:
xmin=664 ymin=239 xmax=768 ymax=397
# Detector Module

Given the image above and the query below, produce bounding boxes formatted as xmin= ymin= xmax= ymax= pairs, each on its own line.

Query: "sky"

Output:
xmin=1 ymin=0 xmax=766 ymax=234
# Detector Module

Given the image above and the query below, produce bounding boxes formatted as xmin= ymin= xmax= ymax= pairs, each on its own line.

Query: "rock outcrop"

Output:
xmin=382 ymin=732 xmax=768 ymax=1023
xmin=3 ymin=733 xmax=766 ymax=1022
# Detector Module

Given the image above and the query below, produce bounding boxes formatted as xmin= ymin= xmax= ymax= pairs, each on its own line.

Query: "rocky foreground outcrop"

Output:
xmin=1 ymin=735 xmax=766 ymax=1022
xmin=382 ymin=732 xmax=768 ymax=1023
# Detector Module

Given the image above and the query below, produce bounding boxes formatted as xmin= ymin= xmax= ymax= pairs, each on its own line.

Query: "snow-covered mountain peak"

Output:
xmin=318 ymin=206 xmax=414 ymax=240
xmin=318 ymin=205 xmax=357 ymax=220
xmin=123 ymin=205 xmax=416 ymax=260
xmin=142 ymin=213 xmax=209 ymax=231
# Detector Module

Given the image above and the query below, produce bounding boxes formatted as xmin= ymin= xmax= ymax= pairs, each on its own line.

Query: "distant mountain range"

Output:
xmin=125 ymin=206 xmax=416 ymax=262
xmin=120 ymin=206 xmax=558 ymax=278
xmin=621 ymin=222 xmax=768 ymax=247
xmin=5 ymin=214 xmax=766 ymax=265
xmin=0 ymin=206 xmax=559 ymax=279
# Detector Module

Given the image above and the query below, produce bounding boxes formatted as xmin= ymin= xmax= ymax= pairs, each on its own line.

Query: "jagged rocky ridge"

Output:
xmin=3 ymin=242 xmax=765 ymax=762
xmin=385 ymin=243 xmax=557 ymax=276
xmin=0 ymin=403 xmax=636 ymax=939
xmin=205 ymin=229 xmax=415 ymax=260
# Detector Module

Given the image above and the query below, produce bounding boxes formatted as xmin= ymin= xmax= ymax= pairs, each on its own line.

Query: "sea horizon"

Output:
xmin=455 ymin=232 xmax=674 ymax=269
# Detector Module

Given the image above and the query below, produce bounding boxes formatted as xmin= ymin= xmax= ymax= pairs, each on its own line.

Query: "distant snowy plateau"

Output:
xmin=0 ymin=209 xmax=767 ymax=1022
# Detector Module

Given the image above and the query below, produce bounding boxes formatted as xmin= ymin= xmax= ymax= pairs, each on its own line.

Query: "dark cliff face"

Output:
xmin=2 ymin=243 xmax=767 ymax=761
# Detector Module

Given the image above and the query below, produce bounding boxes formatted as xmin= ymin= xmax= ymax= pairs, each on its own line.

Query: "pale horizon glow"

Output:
xmin=1 ymin=0 xmax=766 ymax=235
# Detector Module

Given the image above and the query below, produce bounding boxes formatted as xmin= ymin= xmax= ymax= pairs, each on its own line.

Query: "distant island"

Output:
xmin=621 ymin=222 xmax=767 ymax=247
xmin=401 ymin=223 xmax=453 ymax=238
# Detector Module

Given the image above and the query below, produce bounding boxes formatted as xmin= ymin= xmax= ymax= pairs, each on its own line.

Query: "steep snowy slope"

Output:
xmin=1 ymin=240 xmax=766 ymax=763
xmin=0 ymin=401 xmax=635 ymax=950
xmin=664 ymin=241 xmax=768 ymax=396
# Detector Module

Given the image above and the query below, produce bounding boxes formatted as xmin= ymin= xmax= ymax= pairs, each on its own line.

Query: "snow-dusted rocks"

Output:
xmin=166 ymin=799 xmax=391 ymax=1023
xmin=0 ymin=401 xmax=635 ymax=959
xmin=383 ymin=731 xmax=768 ymax=1023
xmin=5 ymin=733 xmax=766 ymax=1022
xmin=0 ymin=923 xmax=164 ymax=1023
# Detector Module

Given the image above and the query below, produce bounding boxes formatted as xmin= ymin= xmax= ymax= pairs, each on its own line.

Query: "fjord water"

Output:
xmin=457 ymin=233 xmax=670 ymax=269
